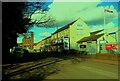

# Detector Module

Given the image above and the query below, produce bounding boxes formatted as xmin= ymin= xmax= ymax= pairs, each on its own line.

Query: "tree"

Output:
xmin=24 ymin=2 xmax=55 ymax=28
xmin=2 ymin=2 xmax=28 ymax=64
xmin=2 ymin=2 xmax=54 ymax=64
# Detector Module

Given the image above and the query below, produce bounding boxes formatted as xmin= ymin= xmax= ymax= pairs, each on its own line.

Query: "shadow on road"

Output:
xmin=3 ymin=50 xmax=89 ymax=65
xmin=2 ymin=50 xmax=90 ymax=80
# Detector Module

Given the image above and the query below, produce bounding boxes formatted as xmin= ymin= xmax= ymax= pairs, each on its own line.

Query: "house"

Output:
xmin=22 ymin=32 xmax=34 ymax=50
xmin=36 ymin=18 xmax=119 ymax=54
xmin=77 ymin=28 xmax=118 ymax=54
xmin=37 ymin=18 xmax=90 ymax=52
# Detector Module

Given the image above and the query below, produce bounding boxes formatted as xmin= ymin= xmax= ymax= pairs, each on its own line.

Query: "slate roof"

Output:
xmin=77 ymin=33 xmax=104 ymax=43
xmin=52 ymin=18 xmax=78 ymax=35
xmin=90 ymin=29 xmax=104 ymax=35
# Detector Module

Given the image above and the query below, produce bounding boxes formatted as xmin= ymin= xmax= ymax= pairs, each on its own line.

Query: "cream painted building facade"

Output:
xmin=35 ymin=18 xmax=119 ymax=54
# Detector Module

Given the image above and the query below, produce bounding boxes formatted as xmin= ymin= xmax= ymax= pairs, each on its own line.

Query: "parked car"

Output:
xmin=12 ymin=46 xmax=24 ymax=57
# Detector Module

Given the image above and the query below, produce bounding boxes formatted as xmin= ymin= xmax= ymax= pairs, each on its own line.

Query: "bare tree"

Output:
xmin=2 ymin=2 xmax=55 ymax=64
xmin=23 ymin=2 xmax=55 ymax=28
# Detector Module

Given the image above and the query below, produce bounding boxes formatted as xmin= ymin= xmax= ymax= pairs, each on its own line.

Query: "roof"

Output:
xmin=52 ymin=18 xmax=78 ymax=35
xmin=90 ymin=29 xmax=104 ymax=35
xmin=109 ymin=32 xmax=116 ymax=35
xmin=77 ymin=33 xmax=104 ymax=43
xmin=44 ymin=36 xmax=51 ymax=40
xmin=38 ymin=35 xmax=51 ymax=43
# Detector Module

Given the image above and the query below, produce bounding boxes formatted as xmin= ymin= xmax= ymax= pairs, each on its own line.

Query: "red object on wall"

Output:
xmin=112 ymin=44 xmax=118 ymax=49
xmin=106 ymin=44 xmax=112 ymax=50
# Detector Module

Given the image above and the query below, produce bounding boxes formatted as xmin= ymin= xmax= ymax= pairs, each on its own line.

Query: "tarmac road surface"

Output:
xmin=46 ymin=58 xmax=118 ymax=79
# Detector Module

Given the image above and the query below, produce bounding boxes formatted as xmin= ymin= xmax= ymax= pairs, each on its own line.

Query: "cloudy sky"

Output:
xmin=17 ymin=0 xmax=119 ymax=43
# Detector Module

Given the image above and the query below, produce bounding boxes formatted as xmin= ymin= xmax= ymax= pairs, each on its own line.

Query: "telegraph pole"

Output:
xmin=103 ymin=6 xmax=106 ymax=42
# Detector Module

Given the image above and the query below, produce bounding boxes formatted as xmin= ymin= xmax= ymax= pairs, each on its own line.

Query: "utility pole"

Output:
xmin=103 ymin=6 xmax=106 ymax=42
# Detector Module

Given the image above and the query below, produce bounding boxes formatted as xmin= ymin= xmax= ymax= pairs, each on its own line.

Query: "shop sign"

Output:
xmin=106 ymin=44 xmax=118 ymax=50
xmin=106 ymin=44 xmax=112 ymax=50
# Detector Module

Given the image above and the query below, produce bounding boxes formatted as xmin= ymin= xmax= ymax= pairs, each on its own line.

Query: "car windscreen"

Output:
xmin=15 ymin=47 xmax=21 ymax=50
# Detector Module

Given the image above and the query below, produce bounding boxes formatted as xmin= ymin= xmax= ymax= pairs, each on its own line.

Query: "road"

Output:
xmin=2 ymin=57 xmax=119 ymax=80
xmin=46 ymin=58 xmax=119 ymax=79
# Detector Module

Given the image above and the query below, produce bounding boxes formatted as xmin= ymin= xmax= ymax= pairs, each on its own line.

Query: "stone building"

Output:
xmin=22 ymin=32 xmax=34 ymax=50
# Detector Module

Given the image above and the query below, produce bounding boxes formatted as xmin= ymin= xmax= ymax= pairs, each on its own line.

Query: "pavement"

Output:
xmin=46 ymin=58 xmax=119 ymax=79
xmin=2 ymin=57 xmax=119 ymax=80
xmin=86 ymin=58 xmax=119 ymax=65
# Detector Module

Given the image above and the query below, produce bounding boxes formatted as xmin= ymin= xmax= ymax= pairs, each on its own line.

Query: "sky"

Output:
xmin=17 ymin=0 xmax=119 ymax=43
